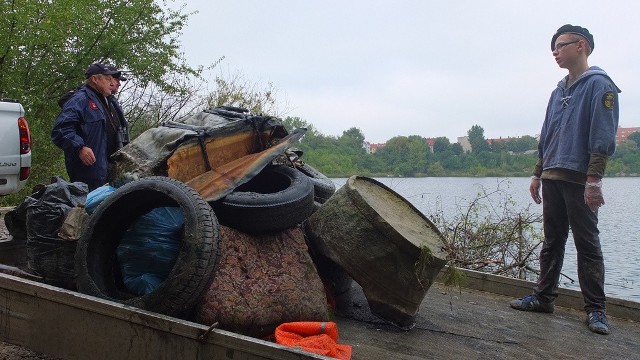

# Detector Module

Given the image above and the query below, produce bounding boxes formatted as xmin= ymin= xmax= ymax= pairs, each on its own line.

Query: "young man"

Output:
xmin=509 ymin=24 xmax=620 ymax=335
xmin=52 ymin=62 xmax=120 ymax=191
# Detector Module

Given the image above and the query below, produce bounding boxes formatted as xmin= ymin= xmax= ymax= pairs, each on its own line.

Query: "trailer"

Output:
xmin=2 ymin=268 xmax=639 ymax=360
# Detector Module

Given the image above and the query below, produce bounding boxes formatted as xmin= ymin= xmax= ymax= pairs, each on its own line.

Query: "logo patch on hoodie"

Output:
xmin=602 ymin=92 xmax=615 ymax=110
xmin=88 ymin=99 xmax=99 ymax=110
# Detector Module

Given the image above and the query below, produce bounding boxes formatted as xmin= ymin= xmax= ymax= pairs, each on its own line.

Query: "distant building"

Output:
xmin=486 ymin=136 xmax=517 ymax=145
xmin=363 ymin=141 xmax=371 ymax=153
xmin=364 ymin=131 xmax=551 ymax=154
xmin=370 ymin=143 xmax=386 ymax=153
xmin=424 ymin=138 xmax=435 ymax=153
xmin=617 ymin=127 xmax=640 ymax=143
xmin=457 ymin=136 xmax=472 ymax=153
xmin=363 ymin=141 xmax=386 ymax=154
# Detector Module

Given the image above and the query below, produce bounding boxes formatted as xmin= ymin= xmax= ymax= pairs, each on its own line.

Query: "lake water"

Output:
xmin=330 ymin=177 xmax=639 ymax=302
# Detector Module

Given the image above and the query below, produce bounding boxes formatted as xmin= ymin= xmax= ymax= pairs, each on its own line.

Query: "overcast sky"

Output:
xmin=172 ymin=1 xmax=639 ymax=143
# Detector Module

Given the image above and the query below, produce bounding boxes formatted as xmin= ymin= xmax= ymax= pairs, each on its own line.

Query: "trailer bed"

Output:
xmin=1 ymin=267 xmax=639 ymax=360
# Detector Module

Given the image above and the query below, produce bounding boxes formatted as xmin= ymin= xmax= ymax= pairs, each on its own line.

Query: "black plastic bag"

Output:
xmin=25 ymin=177 xmax=88 ymax=289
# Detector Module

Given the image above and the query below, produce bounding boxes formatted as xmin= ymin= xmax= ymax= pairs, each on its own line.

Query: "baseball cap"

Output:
xmin=106 ymin=65 xmax=129 ymax=81
xmin=85 ymin=62 xmax=120 ymax=78
xmin=551 ymin=24 xmax=594 ymax=53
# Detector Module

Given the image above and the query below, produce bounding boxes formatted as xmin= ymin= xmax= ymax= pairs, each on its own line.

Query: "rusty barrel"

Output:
xmin=304 ymin=176 xmax=447 ymax=329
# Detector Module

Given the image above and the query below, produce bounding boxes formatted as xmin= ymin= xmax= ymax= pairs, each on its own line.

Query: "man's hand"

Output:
xmin=530 ymin=176 xmax=542 ymax=204
xmin=78 ymin=146 xmax=96 ymax=166
xmin=584 ymin=179 xmax=604 ymax=211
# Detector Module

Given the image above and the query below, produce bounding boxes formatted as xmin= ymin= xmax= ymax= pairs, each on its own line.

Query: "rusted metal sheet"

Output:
xmin=108 ymin=109 xmax=287 ymax=183
xmin=167 ymin=130 xmax=267 ymax=183
xmin=0 ymin=273 xmax=329 ymax=360
xmin=186 ymin=129 xmax=306 ymax=202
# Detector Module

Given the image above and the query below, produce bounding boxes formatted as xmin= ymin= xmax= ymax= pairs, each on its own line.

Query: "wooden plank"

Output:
xmin=0 ymin=273 xmax=329 ymax=360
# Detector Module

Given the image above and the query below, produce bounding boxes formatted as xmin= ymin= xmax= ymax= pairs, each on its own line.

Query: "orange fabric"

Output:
xmin=275 ymin=322 xmax=352 ymax=360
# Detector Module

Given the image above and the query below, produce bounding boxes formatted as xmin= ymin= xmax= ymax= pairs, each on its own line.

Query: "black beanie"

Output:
xmin=551 ymin=24 xmax=594 ymax=52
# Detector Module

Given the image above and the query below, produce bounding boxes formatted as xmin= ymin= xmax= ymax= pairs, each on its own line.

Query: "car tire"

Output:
xmin=75 ymin=176 xmax=220 ymax=318
xmin=295 ymin=163 xmax=335 ymax=203
xmin=212 ymin=165 xmax=314 ymax=234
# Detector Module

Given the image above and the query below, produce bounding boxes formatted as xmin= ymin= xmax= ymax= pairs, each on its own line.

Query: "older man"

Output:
xmin=52 ymin=62 xmax=121 ymax=191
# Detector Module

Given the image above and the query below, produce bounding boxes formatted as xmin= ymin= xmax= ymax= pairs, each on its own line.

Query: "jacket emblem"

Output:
xmin=88 ymin=99 xmax=99 ymax=110
xmin=602 ymin=92 xmax=615 ymax=110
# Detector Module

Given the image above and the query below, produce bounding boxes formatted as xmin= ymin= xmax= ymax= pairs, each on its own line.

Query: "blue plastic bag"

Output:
xmin=116 ymin=207 xmax=183 ymax=295
xmin=85 ymin=185 xmax=116 ymax=214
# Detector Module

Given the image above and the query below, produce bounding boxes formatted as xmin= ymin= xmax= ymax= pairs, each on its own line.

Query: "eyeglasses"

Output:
xmin=553 ymin=40 xmax=580 ymax=52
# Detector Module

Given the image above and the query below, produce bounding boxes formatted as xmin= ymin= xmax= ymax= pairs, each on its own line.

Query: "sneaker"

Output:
xmin=509 ymin=294 xmax=555 ymax=313
xmin=587 ymin=311 xmax=610 ymax=335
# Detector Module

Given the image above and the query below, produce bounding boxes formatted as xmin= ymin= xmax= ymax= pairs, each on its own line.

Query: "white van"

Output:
xmin=0 ymin=99 xmax=32 ymax=195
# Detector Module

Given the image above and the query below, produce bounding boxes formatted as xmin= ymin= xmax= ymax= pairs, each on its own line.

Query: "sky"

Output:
xmin=170 ymin=0 xmax=639 ymax=144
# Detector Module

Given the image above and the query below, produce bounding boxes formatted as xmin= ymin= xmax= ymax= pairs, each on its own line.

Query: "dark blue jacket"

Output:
xmin=52 ymin=84 xmax=111 ymax=187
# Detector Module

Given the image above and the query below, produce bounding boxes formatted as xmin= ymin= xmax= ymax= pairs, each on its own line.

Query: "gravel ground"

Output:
xmin=0 ymin=207 xmax=11 ymax=240
xmin=0 ymin=342 xmax=60 ymax=360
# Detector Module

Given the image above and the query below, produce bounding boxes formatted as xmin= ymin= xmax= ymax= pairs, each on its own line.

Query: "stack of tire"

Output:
xmin=74 ymin=163 xmax=341 ymax=337
xmin=211 ymin=163 xmax=335 ymax=234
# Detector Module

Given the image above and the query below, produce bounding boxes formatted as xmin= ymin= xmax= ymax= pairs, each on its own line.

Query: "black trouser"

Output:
xmin=534 ymin=179 xmax=606 ymax=313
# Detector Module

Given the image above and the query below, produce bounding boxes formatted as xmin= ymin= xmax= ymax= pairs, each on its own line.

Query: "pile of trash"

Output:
xmin=2 ymin=106 xmax=448 ymax=357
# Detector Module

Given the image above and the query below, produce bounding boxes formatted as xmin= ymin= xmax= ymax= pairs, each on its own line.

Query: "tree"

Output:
xmin=609 ymin=140 xmax=640 ymax=175
xmin=339 ymin=127 xmax=366 ymax=152
xmin=427 ymin=162 xmax=446 ymax=176
xmin=467 ymin=125 xmax=490 ymax=153
xmin=433 ymin=137 xmax=451 ymax=153
xmin=505 ymin=135 xmax=538 ymax=153
xmin=451 ymin=143 xmax=464 ymax=155
xmin=375 ymin=135 xmax=429 ymax=176
xmin=628 ymin=131 xmax=640 ymax=149
xmin=489 ymin=139 xmax=508 ymax=153
xmin=376 ymin=136 xmax=410 ymax=174
xmin=206 ymin=73 xmax=282 ymax=116
xmin=281 ymin=116 xmax=309 ymax=133
xmin=0 ymin=0 xmax=198 ymax=204
xmin=281 ymin=116 xmax=321 ymax=144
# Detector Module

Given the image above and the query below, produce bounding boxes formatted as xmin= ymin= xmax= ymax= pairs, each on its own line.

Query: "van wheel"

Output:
xmin=212 ymin=165 xmax=314 ymax=234
xmin=75 ymin=176 xmax=220 ymax=318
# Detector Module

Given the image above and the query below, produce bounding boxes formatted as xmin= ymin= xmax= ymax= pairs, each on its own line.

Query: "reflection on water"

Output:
xmin=331 ymin=177 xmax=639 ymax=301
